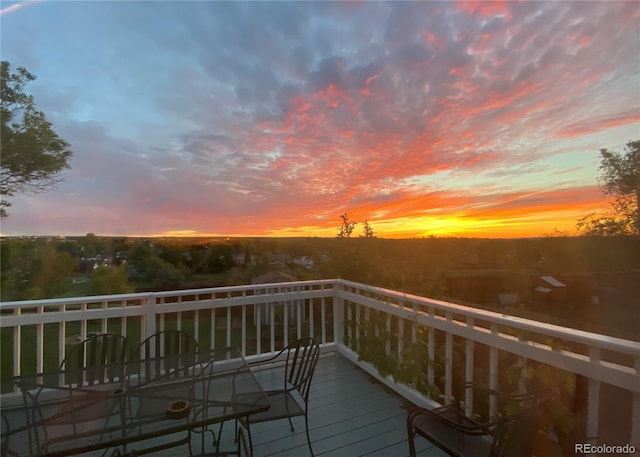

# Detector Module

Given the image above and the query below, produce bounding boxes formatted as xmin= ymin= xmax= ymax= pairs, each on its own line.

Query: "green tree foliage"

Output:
xmin=129 ymin=241 xmax=185 ymax=289
xmin=1 ymin=239 xmax=76 ymax=300
xmin=0 ymin=61 xmax=73 ymax=217
xmin=25 ymin=243 xmax=76 ymax=299
xmin=578 ymin=140 xmax=640 ymax=235
xmin=88 ymin=266 xmax=134 ymax=295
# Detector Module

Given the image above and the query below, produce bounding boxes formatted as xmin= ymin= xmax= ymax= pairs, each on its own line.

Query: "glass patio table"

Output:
xmin=2 ymin=346 xmax=270 ymax=457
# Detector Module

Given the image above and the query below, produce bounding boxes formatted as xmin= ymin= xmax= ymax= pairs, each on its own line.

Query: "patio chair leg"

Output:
xmin=287 ymin=416 xmax=294 ymax=432
xmin=245 ymin=420 xmax=253 ymax=457
xmin=407 ymin=429 xmax=417 ymax=457
xmin=304 ymin=413 xmax=314 ymax=457
xmin=406 ymin=411 xmax=417 ymax=457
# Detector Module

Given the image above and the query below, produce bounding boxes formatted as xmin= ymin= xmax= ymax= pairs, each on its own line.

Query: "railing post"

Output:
xmin=144 ymin=293 xmax=157 ymax=344
xmin=333 ymin=280 xmax=345 ymax=345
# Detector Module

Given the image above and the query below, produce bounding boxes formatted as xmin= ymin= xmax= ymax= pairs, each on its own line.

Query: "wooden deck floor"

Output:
xmin=2 ymin=353 xmax=448 ymax=457
xmin=192 ymin=352 xmax=448 ymax=457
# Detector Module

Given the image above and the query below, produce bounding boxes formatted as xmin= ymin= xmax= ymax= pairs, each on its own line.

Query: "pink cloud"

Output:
xmin=556 ymin=112 xmax=640 ymax=139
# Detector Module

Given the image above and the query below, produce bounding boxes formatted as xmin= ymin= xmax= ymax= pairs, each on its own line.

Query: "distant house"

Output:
xmin=251 ymin=271 xmax=303 ymax=325
xmin=77 ymin=257 xmax=106 ymax=273
xmin=252 ymin=271 xmax=298 ymax=284
xmin=533 ymin=275 xmax=567 ymax=306
xmin=270 ymin=253 xmax=292 ymax=266
xmin=293 ymin=256 xmax=314 ymax=269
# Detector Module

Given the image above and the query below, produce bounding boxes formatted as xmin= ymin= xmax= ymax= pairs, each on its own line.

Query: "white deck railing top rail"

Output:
xmin=1 ymin=279 xmax=639 ymax=445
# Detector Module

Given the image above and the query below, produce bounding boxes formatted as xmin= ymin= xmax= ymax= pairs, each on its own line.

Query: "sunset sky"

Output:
xmin=1 ymin=1 xmax=639 ymax=238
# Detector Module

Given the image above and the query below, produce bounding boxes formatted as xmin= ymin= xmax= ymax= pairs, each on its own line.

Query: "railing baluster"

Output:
xmin=385 ymin=312 xmax=391 ymax=358
xmin=356 ymin=303 xmax=361 ymax=353
xmin=145 ymin=294 xmax=156 ymax=341
xmin=427 ymin=308 xmax=435 ymax=389
xmin=101 ymin=299 xmax=107 ymax=334
xmin=177 ymin=307 xmax=182 ymax=333
xmin=121 ymin=313 xmax=126 ymax=340
xmin=308 ymin=297 xmax=314 ymax=339
xmin=256 ymin=302 xmax=262 ymax=355
xmin=398 ymin=305 xmax=405 ymax=364
xmin=445 ymin=311 xmax=453 ymax=405
xmin=283 ymin=298 xmax=289 ymax=346
xmin=226 ymin=306 xmax=232 ymax=348
xmin=81 ymin=303 xmax=87 ymax=341
xmin=587 ymin=347 xmax=601 ymax=438
xmin=465 ymin=316 xmax=474 ymax=417
xmin=321 ymin=297 xmax=327 ymax=344
xmin=211 ymin=308 xmax=216 ymax=350
xmin=194 ymin=308 xmax=200 ymax=347
xmin=489 ymin=324 xmax=498 ymax=418
xmin=13 ymin=317 xmax=21 ymax=377
xmin=36 ymin=306 xmax=44 ymax=373
xmin=270 ymin=300 xmax=275 ymax=352
xmin=241 ymin=304 xmax=246 ymax=356
xmin=59 ymin=305 xmax=66 ymax=367
xmin=333 ymin=281 xmax=344 ymax=345
xmin=347 ymin=301 xmax=353 ymax=346
xmin=297 ymin=297 xmax=302 ymax=340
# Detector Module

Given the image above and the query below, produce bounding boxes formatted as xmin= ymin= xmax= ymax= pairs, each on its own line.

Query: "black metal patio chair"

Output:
xmin=23 ymin=333 xmax=129 ymax=456
xmin=407 ymin=382 xmax=556 ymax=457
xmin=238 ymin=337 xmax=320 ymax=457
xmin=125 ymin=330 xmax=200 ymax=456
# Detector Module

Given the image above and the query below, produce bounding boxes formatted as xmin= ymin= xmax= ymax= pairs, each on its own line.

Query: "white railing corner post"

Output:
xmin=333 ymin=280 xmax=345 ymax=345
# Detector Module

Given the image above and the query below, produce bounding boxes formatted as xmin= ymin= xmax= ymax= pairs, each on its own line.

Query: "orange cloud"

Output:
xmin=455 ymin=1 xmax=512 ymax=20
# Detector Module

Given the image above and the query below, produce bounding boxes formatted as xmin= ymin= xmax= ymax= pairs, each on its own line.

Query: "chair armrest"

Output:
xmin=408 ymin=407 xmax=490 ymax=435
xmin=463 ymin=382 xmax=556 ymax=404
xmin=247 ymin=347 xmax=290 ymax=368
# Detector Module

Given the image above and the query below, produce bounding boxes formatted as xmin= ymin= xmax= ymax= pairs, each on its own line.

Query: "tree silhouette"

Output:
xmin=337 ymin=213 xmax=357 ymax=238
xmin=361 ymin=220 xmax=375 ymax=238
xmin=578 ymin=140 xmax=639 ymax=235
xmin=1 ymin=61 xmax=72 ymax=217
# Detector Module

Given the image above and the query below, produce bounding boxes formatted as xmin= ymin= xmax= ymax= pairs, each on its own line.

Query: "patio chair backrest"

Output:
xmin=490 ymin=388 xmax=556 ymax=457
xmin=133 ymin=330 xmax=199 ymax=382
xmin=61 ymin=333 xmax=128 ymax=385
xmin=283 ymin=337 xmax=320 ymax=402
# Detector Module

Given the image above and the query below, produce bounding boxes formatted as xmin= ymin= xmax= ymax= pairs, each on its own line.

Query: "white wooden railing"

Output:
xmin=1 ymin=279 xmax=639 ymax=445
